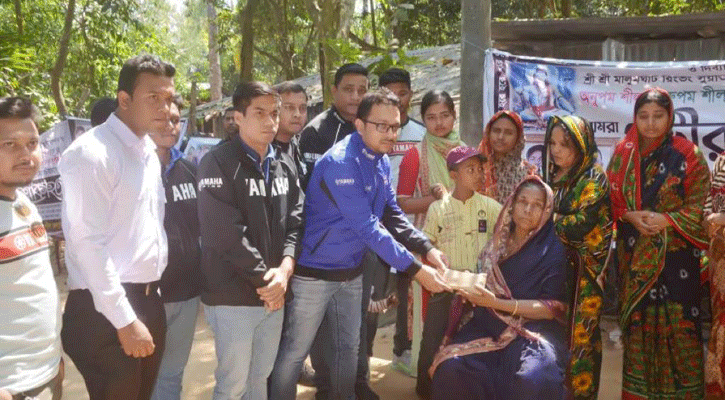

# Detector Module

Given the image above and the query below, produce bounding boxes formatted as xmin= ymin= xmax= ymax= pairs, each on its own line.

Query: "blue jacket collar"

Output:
xmin=350 ymin=132 xmax=383 ymax=164
xmin=165 ymin=147 xmax=185 ymax=175
xmin=234 ymin=134 xmax=275 ymax=181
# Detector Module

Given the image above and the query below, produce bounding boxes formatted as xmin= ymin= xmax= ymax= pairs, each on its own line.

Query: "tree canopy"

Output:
xmin=1 ymin=0 xmax=723 ymax=127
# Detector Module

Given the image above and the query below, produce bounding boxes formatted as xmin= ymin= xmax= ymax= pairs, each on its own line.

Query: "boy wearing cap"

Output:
xmin=415 ymin=146 xmax=503 ymax=399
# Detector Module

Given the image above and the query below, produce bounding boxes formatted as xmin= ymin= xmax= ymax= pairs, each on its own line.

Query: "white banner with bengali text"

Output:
xmin=20 ymin=117 xmax=190 ymax=236
xmin=20 ymin=118 xmax=91 ymax=235
xmin=483 ymin=49 xmax=725 ymax=171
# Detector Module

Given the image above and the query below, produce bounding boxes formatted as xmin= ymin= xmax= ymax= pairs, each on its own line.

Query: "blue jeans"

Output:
xmin=204 ymin=305 xmax=283 ymax=400
xmin=270 ymin=274 xmax=363 ymax=400
xmin=150 ymin=297 xmax=200 ymax=400
xmin=311 ymin=252 xmax=382 ymax=400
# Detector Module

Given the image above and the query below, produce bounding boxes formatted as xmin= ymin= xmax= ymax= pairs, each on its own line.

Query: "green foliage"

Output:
xmin=0 ymin=0 xmax=179 ymax=128
xmin=492 ymin=0 xmax=725 ymax=19
xmin=2 ymin=0 xmax=724 ymax=126
xmin=366 ymin=48 xmax=422 ymax=83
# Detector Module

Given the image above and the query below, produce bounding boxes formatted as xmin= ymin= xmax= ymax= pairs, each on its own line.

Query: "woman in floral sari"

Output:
xmin=542 ymin=115 xmax=613 ymax=399
xmin=608 ymin=87 xmax=710 ymax=399
xmin=478 ymin=110 xmax=537 ymax=204
xmin=430 ymin=176 xmax=569 ymax=399
xmin=705 ymin=153 xmax=725 ymax=398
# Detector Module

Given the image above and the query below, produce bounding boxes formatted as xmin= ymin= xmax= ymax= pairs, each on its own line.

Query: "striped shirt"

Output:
xmin=423 ymin=192 xmax=502 ymax=272
xmin=0 ymin=191 xmax=61 ymax=393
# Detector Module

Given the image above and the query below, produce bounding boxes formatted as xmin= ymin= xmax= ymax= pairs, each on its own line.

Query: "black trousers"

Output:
xmin=61 ymin=286 xmax=166 ymax=400
xmin=393 ymin=272 xmax=411 ymax=357
xmin=416 ymin=292 xmax=454 ymax=400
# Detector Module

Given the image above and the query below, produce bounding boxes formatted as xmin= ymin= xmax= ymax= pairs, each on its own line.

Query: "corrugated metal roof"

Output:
xmin=189 ymin=12 xmax=725 ymax=120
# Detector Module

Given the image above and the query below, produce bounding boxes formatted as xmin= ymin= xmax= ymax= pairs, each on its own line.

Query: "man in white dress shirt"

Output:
xmin=59 ymin=54 xmax=175 ymax=400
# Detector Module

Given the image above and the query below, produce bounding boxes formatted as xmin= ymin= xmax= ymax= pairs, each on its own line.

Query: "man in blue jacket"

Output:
xmin=270 ymin=88 xmax=450 ymax=400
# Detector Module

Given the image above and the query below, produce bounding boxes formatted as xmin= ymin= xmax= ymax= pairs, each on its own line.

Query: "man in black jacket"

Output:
xmin=197 ymin=81 xmax=304 ymax=399
xmin=272 ymin=81 xmax=308 ymax=188
xmin=148 ymin=97 xmax=202 ymax=400
xmin=299 ymin=63 xmax=368 ymax=181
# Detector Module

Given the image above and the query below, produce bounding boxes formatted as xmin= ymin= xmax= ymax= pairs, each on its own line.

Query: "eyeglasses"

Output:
xmin=363 ymin=120 xmax=401 ymax=134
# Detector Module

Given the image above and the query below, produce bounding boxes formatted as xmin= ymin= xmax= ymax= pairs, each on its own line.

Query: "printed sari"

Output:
xmin=607 ymin=87 xmax=710 ymax=399
xmin=430 ymin=176 xmax=569 ymax=400
xmin=543 ymin=115 xmax=613 ymax=399
xmin=478 ymin=110 xmax=537 ymax=204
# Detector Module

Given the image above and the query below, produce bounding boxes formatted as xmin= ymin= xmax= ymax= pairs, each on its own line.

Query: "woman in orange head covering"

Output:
xmin=478 ymin=110 xmax=537 ymax=204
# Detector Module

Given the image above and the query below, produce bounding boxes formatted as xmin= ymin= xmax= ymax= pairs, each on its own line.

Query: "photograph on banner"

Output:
xmin=484 ymin=49 xmax=725 ymax=168
xmin=20 ymin=119 xmax=89 ymax=236
xmin=67 ymin=117 xmax=91 ymax=140
xmin=184 ymin=136 xmax=221 ymax=165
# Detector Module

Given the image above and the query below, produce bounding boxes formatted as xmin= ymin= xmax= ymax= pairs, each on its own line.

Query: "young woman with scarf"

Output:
xmin=478 ymin=110 xmax=537 ymax=204
xmin=608 ymin=87 xmax=710 ymax=399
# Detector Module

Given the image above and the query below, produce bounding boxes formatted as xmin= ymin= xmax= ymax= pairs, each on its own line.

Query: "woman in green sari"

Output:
xmin=607 ymin=88 xmax=710 ymax=399
xmin=543 ymin=115 xmax=613 ymax=399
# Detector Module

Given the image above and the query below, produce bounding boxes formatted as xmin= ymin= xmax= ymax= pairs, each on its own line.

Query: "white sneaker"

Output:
xmin=391 ymin=350 xmax=416 ymax=377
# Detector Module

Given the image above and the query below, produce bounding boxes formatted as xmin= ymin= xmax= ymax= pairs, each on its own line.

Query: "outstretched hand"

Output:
xmin=425 ymin=248 xmax=450 ymax=273
xmin=414 ymin=265 xmax=450 ymax=293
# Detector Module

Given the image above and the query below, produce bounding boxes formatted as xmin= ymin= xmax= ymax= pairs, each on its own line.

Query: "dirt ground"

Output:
xmin=59 ymin=284 xmax=625 ymax=400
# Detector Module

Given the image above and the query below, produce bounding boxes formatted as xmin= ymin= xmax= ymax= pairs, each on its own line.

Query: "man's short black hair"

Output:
xmin=232 ymin=81 xmax=279 ymax=115
xmin=273 ymin=81 xmax=308 ymax=101
xmin=0 ymin=97 xmax=39 ymax=128
xmin=379 ymin=68 xmax=411 ymax=89
xmin=356 ymin=88 xmax=400 ymax=121
xmin=90 ymin=97 xmax=118 ymax=127
xmin=334 ymin=63 xmax=368 ymax=87
xmin=117 ymin=54 xmax=176 ymax=96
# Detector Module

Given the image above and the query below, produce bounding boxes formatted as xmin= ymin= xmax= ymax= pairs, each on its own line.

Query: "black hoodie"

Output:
xmin=298 ymin=106 xmax=355 ymax=184
xmin=160 ymin=152 xmax=202 ymax=303
xmin=197 ymin=135 xmax=304 ymax=307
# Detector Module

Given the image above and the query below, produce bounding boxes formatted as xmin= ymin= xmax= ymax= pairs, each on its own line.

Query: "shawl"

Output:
xmin=541 ymin=115 xmax=599 ymax=188
xmin=418 ymin=129 xmax=463 ymax=195
xmin=412 ymin=130 xmax=464 ymax=227
xmin=429 ymin=176 xmax=567 ymax=376
xmin=478 ymin=111 xmax=537 ymax=204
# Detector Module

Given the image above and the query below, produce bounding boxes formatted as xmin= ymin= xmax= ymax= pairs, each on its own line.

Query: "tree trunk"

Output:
xmin=51 ymin=0 xmax=76 ymax=118
xmin=188 ymin=80 xmax=198 ymax=136
xmin=369 ymin=0 xmax=377 ymax=47
xmin=207 ymin=0 xmax=223 ymax=101
xmin=239 ymin=0 xmax=261 ymax=82
xmin=561 ymin=0 xmax=571 ymax=17
xmin=460 ymin=0 xmax=490 ymax=146
xmin=13 ymin=0 xmax=22 ymax=35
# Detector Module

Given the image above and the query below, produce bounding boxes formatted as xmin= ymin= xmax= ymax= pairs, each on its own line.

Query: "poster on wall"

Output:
xmin=20 ymin=117 xmax=194 ymax=236
xmin=19 ymin=118 xmax=92 ymax=235
xmin=484 ymin=49 xmax=725 ymax=171
xmin=183 ymin=136 xmax=221 ymax=165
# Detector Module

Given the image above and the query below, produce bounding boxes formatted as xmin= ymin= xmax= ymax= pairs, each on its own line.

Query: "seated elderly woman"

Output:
xmin=430 ymin=176 xmax=570 ymax=400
